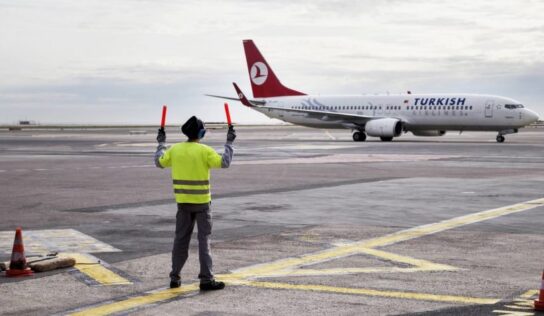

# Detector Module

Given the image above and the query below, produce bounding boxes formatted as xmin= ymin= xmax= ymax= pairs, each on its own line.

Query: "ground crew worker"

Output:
xmin=155 ymin=116 xmax=236 ymax=290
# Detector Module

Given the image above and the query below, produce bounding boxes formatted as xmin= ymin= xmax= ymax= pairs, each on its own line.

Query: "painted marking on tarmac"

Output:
xmin=236 ymin=247 xmax=458 ymax=278
xmin=0 ymin=228 xmax=121 ymax=255
xmin=230 ymin=197 xmax=544 ymax=279
xmin=0 ymin=229 xmax=129 ymax=286
xmin=227 ymin=280 xmax=500 ymax=305
xmin=233 ymin=154 xmax=458 ymax=165
xmin=67 ymin=197 xmax=544 ymax=315
xmin=64 ymin=253 xmax=132 ymax=286
xmin=493 ymin=289 xmax=539 ymax=315
xmin=0 ymin=165 xmax=155 ymax=174
xmin=324 ymin=130 xmax=337 ymax=140
xmin=69 ymin=284 xmax=199 ymax=316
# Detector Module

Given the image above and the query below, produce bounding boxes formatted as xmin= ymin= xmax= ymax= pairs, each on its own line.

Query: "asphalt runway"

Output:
xmin=0 ymin=126 xmax=543 ymax=315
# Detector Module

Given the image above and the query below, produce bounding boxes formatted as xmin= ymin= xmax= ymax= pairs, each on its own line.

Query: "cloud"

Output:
xmin=1 ymin=0 xmax=543 ymax=122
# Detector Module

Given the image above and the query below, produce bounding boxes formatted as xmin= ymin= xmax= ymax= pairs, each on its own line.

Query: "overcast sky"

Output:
xmin=1 ymin=0 xmax=543 ymax=124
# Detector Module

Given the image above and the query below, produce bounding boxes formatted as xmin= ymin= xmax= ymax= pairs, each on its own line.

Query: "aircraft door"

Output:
xmin=485 ymin=100 xmax=494 ymax=118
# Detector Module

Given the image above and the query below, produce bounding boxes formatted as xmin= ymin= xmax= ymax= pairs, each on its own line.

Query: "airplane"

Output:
xmin=208 ymin=39 xmax=540 ymax=143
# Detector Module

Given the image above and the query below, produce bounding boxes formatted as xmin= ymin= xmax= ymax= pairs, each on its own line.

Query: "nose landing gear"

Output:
xmin=496 ymin=128 xmax=518 ymax=143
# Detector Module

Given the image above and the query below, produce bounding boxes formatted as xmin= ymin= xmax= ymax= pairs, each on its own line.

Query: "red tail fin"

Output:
xmin=243 ymin=40 xmax=306 ymax=98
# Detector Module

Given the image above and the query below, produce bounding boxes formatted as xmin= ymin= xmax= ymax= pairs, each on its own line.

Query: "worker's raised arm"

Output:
xmin=221 ymin=126 xmax=236 ymax=168
xmin=154 ymin=128 xmax=171 ymax=168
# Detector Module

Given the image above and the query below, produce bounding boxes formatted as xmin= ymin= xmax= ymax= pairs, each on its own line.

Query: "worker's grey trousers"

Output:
xmin=169 ymin=203 xmax=213 ymax=282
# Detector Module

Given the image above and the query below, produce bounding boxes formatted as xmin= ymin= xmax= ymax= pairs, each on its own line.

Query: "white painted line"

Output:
xmin=233 ymin=154 xmax=458 ymax=165
xmin=324 ymin=130 xmax=337 ymax=140
xmin=0 ymin=228 xmax=121 ymax=255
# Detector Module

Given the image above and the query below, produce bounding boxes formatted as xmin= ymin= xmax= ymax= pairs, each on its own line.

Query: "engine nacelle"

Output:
xmin=365 ymin=118 xmax=403 ymax=137
xmin=411 ymin=130 xmax=446 ymax=137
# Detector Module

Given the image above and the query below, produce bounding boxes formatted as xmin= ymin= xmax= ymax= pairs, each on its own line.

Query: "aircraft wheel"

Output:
xmin=496 ymin=135 xmax=505 ymax=143
xmin=380 ymin=136 xmax=393 ymax=142
xmin=353 ymin=132 xmax=366 ymax=142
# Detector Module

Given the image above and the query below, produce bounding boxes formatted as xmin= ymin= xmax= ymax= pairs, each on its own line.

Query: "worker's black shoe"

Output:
xmin=199 ymin=280 xmax=225 ymax=291
xmin=170 ymin=280 xmax=181 ymax=289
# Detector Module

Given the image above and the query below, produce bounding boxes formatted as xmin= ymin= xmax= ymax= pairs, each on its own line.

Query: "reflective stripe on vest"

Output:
xmin=174 ymin=189 xmax=210 ymax=195
xmin=172 ymin=179 xmax=211 ymax=203
xmin=173 ymin=180 xmax=210 ymax=185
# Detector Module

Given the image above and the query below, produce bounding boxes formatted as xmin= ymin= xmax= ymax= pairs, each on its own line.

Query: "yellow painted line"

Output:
xmin=492 ymin=310 xmax=536 ymax=315
xmin=496 ymin=289 xmax=540 ymax=311
xmin=69 ymin=284 xmax=199 ymax=316
xmin=260 ymin=266 xmax=453 ymax=277
xmin=235 ymin=247 xmax=458 ymax=278
xmin=363 ymin=198 xmax=544 ymax=248
xmin=358 ymin=247 xmax=458 ymax=271
xmin=231 ymin=198 xmax=544 ymax=278
xmin=70 ymin=198 xmax=544 ymax=314
xmin=226 ymin=280 xmax=500 ymax=305
xmin=520 ymin=289 xmax=539 ymax=299
xmin=62 ymin=253 xmax=132 ymax=286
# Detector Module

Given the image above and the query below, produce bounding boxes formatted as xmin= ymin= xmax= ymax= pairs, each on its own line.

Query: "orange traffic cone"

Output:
xmin=5 ymin=227 xmax=33 ymax=277
xmin=535 ymin=270 xmax=544 ymax=311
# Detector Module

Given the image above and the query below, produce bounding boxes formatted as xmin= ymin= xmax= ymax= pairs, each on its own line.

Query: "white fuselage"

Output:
xmin=254 ymin=94 xmax=539 ymax=132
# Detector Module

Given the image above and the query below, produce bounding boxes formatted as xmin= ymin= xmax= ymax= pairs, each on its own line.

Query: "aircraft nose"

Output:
xmin=527 ymin=110 xmax=540 ymax=123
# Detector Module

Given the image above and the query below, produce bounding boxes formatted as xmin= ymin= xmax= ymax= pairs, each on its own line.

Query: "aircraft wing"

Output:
xmin=259 ymin=105 xmax=378 ymax=125
xmin=205 ymin=90 xmax=266 ymax=106
xmin=205 ymin=94 xmax=241 ymax=102
xmin=207 ymin=83 xmax=379 ymax=127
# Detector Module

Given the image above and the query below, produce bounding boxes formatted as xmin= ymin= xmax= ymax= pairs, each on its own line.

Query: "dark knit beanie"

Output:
xmin=181 ymin=116 xmax=205 ymax=140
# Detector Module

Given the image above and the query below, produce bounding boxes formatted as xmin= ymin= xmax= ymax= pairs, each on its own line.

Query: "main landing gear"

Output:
xmin=496 ymin=135 xmax=505 ymax=143
xmin=380 ymin=137 xmax=393 ymax=142
xmin=352 ymin=131 xmax=366 ymax=142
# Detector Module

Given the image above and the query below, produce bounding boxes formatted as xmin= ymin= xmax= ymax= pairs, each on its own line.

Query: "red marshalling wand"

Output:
xmin=160 ymin=105 xmax=167 ymax=129
xmin=224 ymin=103 xmax=232 ymax=126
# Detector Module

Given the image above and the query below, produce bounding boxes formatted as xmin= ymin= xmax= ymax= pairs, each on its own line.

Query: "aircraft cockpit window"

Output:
xmin=505 ymin=104 xmax=524 ymax=109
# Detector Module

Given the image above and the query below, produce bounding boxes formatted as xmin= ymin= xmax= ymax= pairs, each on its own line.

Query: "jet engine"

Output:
xmin=411 ymin=130 xmax=446 ymax=137
xmin=365 ymin=118 xmax=403 ymax=137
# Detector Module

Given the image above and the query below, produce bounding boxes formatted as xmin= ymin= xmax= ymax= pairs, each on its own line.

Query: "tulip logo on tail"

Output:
xmin=250 ymin=62 xmax=268 ymax=85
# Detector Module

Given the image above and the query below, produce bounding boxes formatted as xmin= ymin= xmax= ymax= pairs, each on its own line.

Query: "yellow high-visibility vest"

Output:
xmin=159 ymin=142 xmax=222 ymax=204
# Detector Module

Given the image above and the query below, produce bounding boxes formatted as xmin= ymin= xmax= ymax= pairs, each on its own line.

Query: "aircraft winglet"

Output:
xmin=233 ymin=82 xmax=255 ymax=108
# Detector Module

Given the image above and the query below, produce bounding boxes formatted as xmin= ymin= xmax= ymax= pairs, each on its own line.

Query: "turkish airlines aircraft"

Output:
xmin=209 ymin=40 xmax=539 ymax=142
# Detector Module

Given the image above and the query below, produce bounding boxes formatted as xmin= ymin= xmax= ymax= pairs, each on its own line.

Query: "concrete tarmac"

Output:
xmin=0 ymin=126 xmax=543 ymax=315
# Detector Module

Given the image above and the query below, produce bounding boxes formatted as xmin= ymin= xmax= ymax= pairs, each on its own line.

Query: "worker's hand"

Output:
xmin=157 ymin=128 xmax=166 ymax=143
xmin=226 ymin=125 xmax=236 ymax=143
